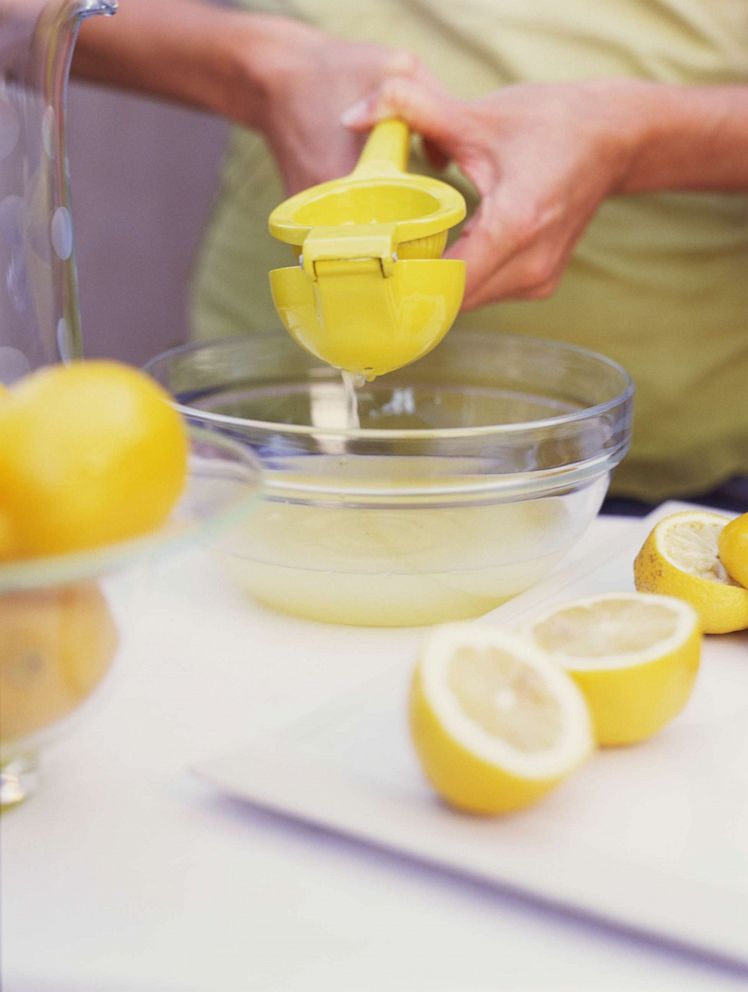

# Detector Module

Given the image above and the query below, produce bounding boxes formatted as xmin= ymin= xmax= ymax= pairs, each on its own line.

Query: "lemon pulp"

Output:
xmin=448 ymin=642 xmax=565 ymax=751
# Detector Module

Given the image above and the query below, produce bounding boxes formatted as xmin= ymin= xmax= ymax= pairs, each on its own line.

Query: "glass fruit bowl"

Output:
xmin=0 ymin=428 xmax=261 ymax=808
xmin=145 ymin=330 xmax=633 ymax=627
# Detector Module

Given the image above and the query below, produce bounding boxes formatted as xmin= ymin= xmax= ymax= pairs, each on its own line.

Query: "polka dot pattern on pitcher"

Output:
xmin=56 ymin=317 xmax=74 ymax=361
xmin=50 ymin=206 xmax=72 ymax=260
xmin=0 ymin=347 xmax=31 ymax=385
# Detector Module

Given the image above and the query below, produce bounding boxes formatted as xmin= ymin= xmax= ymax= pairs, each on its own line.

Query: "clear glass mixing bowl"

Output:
xmin=145 ymin=330 xmax=634 ymax=627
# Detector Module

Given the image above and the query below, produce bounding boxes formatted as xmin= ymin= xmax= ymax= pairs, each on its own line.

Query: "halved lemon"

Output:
xmin=633 ymin=510 xmax=748 ymax=634
xmin=718 ymin=512 xmax=748 ymax=589
xmin=525 ymin=593 xmax=701 ymax=746
xmin=409 ymin=624 xmax=593 ymax=814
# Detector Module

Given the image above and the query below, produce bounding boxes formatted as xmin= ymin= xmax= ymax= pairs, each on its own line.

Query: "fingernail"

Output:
xmin=340 ymin=100 xmax=368 ymax=126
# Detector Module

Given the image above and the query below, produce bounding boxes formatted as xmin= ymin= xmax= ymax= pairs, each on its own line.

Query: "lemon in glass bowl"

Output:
xmin=0 ymin=427 xmax=261 ymax=808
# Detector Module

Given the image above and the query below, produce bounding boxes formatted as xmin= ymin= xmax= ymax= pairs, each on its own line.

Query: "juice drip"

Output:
xmin=340 ymin=371 xmax=365 ymax=430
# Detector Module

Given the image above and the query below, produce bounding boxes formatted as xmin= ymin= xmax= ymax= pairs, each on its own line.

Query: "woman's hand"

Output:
xmin=75 ymin=1 xmax=437 ymax=196
xmin=229 ymin=18 xmax=437 ymax=194
xmin=342 ymin=77 xmax=642 ymax=309
xmin=343 ymin=75 xmax=748 ymax=309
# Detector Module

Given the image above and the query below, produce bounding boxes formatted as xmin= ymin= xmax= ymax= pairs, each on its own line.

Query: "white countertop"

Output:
xmin=3 ymin=513 xmax=748 ymax=992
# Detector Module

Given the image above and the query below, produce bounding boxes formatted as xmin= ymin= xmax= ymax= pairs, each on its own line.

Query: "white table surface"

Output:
xmin=3 ymin=513 xmax=748 ymax=992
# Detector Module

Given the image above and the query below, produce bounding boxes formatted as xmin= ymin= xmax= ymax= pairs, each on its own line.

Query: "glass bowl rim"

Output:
xmin=143 ymin=330 xmax=635 ymax=441
xmin=0 ymin=425 xmax=262 ymax=593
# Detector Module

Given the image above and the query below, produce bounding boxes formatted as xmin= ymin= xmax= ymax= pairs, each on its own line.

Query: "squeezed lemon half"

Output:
xmin=718 ymin=512 xmax=748 ymax=590
xmin=633 ymin=510 xmax=748 ymax=634
xmin=409 ymin=624 xmax=593 ymax=814
xmin=525 ymin=592 xmax=701 ymax=746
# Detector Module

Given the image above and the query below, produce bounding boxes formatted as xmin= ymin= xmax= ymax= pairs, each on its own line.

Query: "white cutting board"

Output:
xmin=196 ymin=504 xmax=748 ymax=964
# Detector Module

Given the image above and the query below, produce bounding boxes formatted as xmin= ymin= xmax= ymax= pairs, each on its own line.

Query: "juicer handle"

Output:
xmin=352 ymin=120 xmax=410 ymax=176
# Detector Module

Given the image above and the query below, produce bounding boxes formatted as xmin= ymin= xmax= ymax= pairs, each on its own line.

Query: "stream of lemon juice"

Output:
xmin=225 ymin=371 xmax=581 ymax=626
xmin=341 ymin=369 xmax=363 ymax=429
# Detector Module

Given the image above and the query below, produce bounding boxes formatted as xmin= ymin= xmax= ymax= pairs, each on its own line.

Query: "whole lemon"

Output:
xmin=0 ymin=582 xmax=118 ymax=746
xmin=0 ymin=361 xmax=188 ymax=559
xmin=718 ymin=513 xmax=748 ymax=589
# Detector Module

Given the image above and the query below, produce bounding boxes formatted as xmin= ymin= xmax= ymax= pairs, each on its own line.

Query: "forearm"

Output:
xmin=72 ymin=0 xmax=286 ymax=127
xmin=612 ymin=81 xmax=748 ymax=193
xmin=75 ymin=5 xmax=429 ymax=195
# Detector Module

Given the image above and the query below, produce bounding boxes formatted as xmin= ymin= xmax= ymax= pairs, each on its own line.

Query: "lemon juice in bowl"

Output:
xmin=146 ymin=330 xmax=633 ymax=627
xmin=224 ymin=494 xmax=588 ymax=627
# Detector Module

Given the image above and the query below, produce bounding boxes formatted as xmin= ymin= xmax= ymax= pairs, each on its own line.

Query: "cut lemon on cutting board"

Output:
xmin=409 ymin=624 xmax=593 ymax=814
xmin=525 ymin=593 xmax=701 ymax=747
xmin=633 ymin=510 xmax=748 ymax=634
xmin=718 ymin=512 xmax=748 ymax=589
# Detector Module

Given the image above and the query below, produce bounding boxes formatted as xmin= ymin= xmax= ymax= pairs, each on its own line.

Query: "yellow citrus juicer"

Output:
xmin=268 ymin=119 xmax=466 ymax=378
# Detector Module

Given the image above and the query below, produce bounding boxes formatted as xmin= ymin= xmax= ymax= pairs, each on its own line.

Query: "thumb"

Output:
xmin=341 ymin=77 xmax=457 ymax=149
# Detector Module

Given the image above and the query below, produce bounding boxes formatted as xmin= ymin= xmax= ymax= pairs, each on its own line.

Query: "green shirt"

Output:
xmin=190 ymin=0 xmax=748 ymax=501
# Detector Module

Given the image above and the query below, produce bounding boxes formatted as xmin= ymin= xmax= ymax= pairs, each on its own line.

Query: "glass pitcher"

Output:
xmin=0 ymin=0 xmax=115 ymax=384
